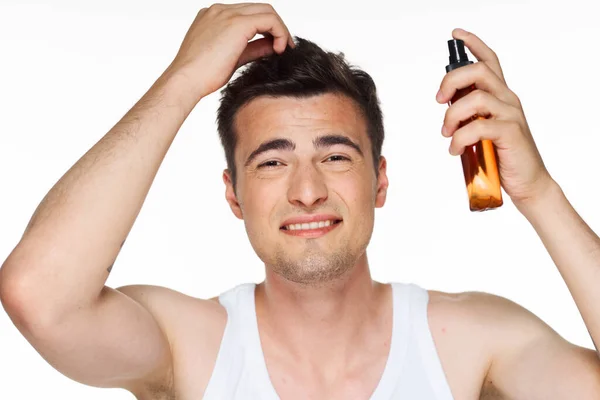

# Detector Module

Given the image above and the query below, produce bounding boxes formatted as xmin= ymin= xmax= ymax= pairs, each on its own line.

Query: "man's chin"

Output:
xmin=271 ymin=251 xmax=355 ymax=285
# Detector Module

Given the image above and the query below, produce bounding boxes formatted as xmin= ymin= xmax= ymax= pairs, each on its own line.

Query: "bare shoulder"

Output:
xmin=116 ymin=284 xmax=228 ymax=398
xmin=426 ymin=288 xmax=600 ymax=399
xmin=426 ymin=288 xmax=560 ymax=361
xmin=427 ymin=288 xmax=555 ymax=334
xmin=424 ymin=289 xmax=503 ymax=399
xmin=427 ymin=288 xmax=564 ymax=349
xmin=425 ymin=289 xmax=551 ymax=399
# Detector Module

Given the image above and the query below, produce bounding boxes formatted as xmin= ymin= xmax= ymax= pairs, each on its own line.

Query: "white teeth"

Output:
xmin=284 ymin=220 xmax=338 ymax=231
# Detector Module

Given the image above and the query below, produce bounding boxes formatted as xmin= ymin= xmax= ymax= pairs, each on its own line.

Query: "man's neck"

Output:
xmin=255 ymin=253 xmax=392 ymax=379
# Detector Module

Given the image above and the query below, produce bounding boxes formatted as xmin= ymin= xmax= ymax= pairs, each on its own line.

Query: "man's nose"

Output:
xmin=287 ymin=164 xmax=328 ymax=208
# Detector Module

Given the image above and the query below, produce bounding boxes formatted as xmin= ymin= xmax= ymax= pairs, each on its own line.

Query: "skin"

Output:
xmin=223 ymin=92 xmax=391 ymax=397
xmin=2 ymin=3 xmax=600 ymax=400
xmin=226 ymin=93 xmax=384 ymax=285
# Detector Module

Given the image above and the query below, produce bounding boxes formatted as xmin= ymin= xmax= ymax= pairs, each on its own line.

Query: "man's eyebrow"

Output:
xmin=245 ymin=138 xmax=296 ymax=167
xmin=244 ymin=134 xmax=363 ymax=167
xmin=313 ymin=134 xmax=363 ymax=156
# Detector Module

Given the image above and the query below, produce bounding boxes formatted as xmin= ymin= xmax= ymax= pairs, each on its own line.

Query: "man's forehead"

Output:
xmin=234 ymin=93 xmax=367 ymax=146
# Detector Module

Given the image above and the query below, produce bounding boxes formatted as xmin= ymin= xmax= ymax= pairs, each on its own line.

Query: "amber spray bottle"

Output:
xmin=445 ymin=39 xmax=503 ymax=212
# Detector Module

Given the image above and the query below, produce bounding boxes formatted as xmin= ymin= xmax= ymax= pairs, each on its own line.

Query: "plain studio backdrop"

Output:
xmin=1 ymin=0 xmax=599 ymax=398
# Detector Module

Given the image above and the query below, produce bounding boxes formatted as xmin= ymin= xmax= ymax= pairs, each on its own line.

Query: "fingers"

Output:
xmin=436 ymin=61 xmax=520 ymax=108
xmin=230 ymin=3 xmax=280 ymax=15
xmin=228 ymin=3 xmax=265 ymax=8
xmin=236 ymin=37 xmax=274 ymax=67
xmin=227 ymin=3 xmax=295 ymax=52
xmin=442 ymin=89 xmax=521 ymax=137
xmin=242 ymin=12 xmax=291 ymax=54
xmin=448 ymin=119 xmax=521 ymax=156
xmin=452 ymin=28 xmax=505 ymax=83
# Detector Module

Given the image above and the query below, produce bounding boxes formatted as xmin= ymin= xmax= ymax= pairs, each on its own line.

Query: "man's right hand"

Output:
xmin=169 ymin=3 xmax=295 ymax=101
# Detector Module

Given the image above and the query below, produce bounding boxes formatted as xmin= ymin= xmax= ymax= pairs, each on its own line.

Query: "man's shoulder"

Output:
xmin=424 ymin=288 xmax=562 ymax=398
xmin=427 ymin=288 xmax=522 ymax=314
xmin=426 ymin=288 xmax=554 ymax=338
xmin=424 ymin=288 xmax=600 ymax=399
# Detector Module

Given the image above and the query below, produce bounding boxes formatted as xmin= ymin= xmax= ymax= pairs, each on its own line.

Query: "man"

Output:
xmin=1 ymin=3 xmax=600 ymax=399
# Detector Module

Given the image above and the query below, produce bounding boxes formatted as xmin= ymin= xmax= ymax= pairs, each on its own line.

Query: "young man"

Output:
xmin=1 ymin=3 xmax=600 ymax=399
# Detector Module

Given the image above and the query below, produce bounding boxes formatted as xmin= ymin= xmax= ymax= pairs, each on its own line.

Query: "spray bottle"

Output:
xmin=445 ymin=39 xmax=503 ymax=211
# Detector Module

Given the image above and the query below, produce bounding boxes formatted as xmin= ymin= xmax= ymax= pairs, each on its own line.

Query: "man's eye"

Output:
xmin=326 ymin=155 xmax=350 ymax=162
xmin=257 ymin=160 xmax=282 ymax=169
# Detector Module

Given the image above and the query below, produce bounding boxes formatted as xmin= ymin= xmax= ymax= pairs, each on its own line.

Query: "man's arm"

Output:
xmin=0 ymin=2 xmax=294 ymax=393
xmin=0 ymin=64 xmax=196 ymax=391
xmin=517 ymin=179 xmax=600 ymax=355
xmin=484 ymin=179 xmax=600 ymax=399
xmin=437 ymin=29 xmax=600 ymax=398
xmin=485 ymin=124 xmax=600 ymax=400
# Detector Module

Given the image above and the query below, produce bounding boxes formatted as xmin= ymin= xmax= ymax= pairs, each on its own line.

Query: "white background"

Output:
xmin=1 ymin=0 xmax=599 ymax=398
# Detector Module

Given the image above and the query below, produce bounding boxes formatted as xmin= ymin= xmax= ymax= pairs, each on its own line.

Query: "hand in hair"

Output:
xmin=169 ymin=3 xmax=296 ymax=100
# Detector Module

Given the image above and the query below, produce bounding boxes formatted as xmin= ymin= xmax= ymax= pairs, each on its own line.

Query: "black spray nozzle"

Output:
xmin=448 ymin=39 xmax=469 ymax=64
xmin=445 ymin=39 xmax=473 ymax=73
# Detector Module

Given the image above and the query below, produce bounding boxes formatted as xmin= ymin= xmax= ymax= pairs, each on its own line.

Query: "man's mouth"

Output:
xmin=280 ymin=219 xmax=343 ymax=238
xmin=280 ymin=219 xmax=342 ymax=231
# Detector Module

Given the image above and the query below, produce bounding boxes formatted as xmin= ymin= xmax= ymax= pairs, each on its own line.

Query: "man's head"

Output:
xmin=217 ymin=37 xmax=388 ymax=285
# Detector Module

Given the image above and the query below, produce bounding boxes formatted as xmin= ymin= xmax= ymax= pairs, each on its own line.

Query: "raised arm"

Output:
xmin=0 ymin=3 xmax=294 ymax=394
xmin=437 ymin=28 xmax=600 ymax=398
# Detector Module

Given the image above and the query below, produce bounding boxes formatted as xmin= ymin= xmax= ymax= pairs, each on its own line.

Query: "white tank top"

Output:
xmin=203 ymin=282 xmax=454 ymax=399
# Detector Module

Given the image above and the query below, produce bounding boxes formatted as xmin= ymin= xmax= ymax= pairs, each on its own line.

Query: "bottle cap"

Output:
xmin=445 ymin=39 xmax=473 ymax=72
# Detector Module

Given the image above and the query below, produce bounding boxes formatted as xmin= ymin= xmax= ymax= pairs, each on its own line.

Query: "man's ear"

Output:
xmin=375 ymin=156 xmax=388 ymax=208
xmin=223 ymin=169 xmax=243 ymax=220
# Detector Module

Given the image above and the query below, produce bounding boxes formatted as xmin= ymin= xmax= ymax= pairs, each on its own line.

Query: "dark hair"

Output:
xmin=216 ymin=37 xmax=384 ymax=189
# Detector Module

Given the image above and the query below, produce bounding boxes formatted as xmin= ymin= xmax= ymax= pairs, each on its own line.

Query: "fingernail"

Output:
xmin=442 ymin=125 xmax=448 ymax=136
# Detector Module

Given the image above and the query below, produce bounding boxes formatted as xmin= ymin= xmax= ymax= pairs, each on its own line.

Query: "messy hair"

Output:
xmin=216 ymin=37 xmax=384 ymax=188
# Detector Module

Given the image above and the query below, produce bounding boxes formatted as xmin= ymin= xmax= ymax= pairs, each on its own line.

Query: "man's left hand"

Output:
xmin=437 ymin=28 xmax=554 ymax=207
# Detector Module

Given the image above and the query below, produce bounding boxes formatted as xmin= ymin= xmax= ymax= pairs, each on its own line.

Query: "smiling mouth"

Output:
xmin=280 ymin=219 xmax=343 ymax=231
xmin=279 ymin=219 xmax=343 ymax=238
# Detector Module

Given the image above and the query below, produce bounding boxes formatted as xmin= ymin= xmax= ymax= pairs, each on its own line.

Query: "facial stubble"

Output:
xmin=272 ymin=235 xmax=358 ymax=286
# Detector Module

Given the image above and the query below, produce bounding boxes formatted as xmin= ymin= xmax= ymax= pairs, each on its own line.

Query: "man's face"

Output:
xmin=223 ymin=93 xmax=388 ymax=284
